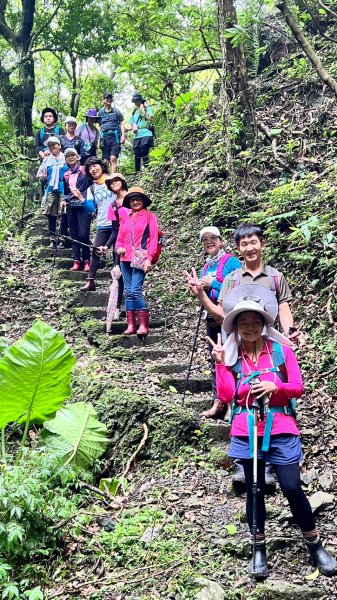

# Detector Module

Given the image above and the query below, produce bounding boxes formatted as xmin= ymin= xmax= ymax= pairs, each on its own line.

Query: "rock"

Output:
xmin=140 ymin=525 xmax=162 ymax=543
xmin=266 ymin=537 xmax=294 ymax=552
xmin=96 ymin=516 xmax=116 ymax=532
xmin=309 ymin=491 xmax=335 ymax=513
xmin=301 ymin=469 xmax=318 ymax=485
xmin=195 ymin=577 xmax=226 ymax=600
xmin=318 ymin=472 xmax=333 ymax=491
xmin=254 ymin=579 xmax=324 ymax=599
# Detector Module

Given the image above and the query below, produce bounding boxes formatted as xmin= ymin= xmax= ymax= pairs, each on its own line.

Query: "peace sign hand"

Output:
xmin=206 ymin=333 xmax=225 ymax=364
xmin=183 ymin=267 xmax=204 ymax=298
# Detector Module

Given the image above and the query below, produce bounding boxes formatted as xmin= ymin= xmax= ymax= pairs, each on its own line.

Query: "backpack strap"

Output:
xmin=39 ymin=127 xmax=45 ymax=143
xmin=266 ymin=265 xmax=281 ymax=300
xmin=215 ymin=253 xmax=233 ymax=283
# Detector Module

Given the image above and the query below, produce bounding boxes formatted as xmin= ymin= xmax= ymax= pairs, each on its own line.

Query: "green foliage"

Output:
xmin=41 ymin=402 xmax=109 ymax=468
xmin=0 ymin=320 xmax=75 ymax=432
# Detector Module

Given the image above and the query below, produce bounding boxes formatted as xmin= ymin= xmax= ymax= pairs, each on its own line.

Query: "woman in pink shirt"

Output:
xmin=116 ymin=186 xmax=158 ymax=337
xmin=209 ymin=300 xmax=336 ymax=578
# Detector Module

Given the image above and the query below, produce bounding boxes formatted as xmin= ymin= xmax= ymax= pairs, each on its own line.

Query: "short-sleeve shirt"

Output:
xmin=218 ymin=264 xmax=292 ymax=311
xmin=130 ymin=107 xmax=154 ymax=139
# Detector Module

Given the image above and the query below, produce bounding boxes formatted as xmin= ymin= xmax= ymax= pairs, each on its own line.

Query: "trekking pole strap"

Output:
xmin=233 ymin=406 xmax=293 ymax=457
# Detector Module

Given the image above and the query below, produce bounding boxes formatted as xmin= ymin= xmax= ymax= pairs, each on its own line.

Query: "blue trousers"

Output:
xmin=120 ymin=261 xmax=147 ymax=310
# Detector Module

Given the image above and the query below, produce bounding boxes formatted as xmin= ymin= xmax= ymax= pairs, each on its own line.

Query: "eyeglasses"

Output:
xmin=202 ymin=236 xmax=220 ymax=243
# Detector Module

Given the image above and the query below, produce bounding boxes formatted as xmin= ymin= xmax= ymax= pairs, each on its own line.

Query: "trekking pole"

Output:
xmin=181 ymin=304 xmax=203 ymax=406
xmin=51 ymin=204 xmax=65 ymax=279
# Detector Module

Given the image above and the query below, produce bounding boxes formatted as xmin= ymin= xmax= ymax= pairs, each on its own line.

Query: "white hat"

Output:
xmin=199 ymin=226 xmax=221 ymax=241
xmin=64 ymin=147 xmax=79 ymax=158
xmin=223 ymin=299 xmax=274 ymax=334
xmin=46 ymin=136 xmax=61 ymax=146
xmin=65 ymin=116 xmax=77 ymax=124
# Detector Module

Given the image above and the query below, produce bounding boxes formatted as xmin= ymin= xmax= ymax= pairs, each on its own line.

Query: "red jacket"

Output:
xmin=116 ymin=208 xmax=158 ymax=262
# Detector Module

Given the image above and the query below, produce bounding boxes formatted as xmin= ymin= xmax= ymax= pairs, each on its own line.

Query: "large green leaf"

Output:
xmin=41 ymin=402 xmax=109 ymax=468
xmin=0 ymin=320 xmax=75 ymax=428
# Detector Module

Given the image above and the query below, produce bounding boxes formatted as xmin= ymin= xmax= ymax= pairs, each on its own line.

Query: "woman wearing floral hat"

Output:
xmin=209 ymin=299 xmax=337 ymax=578
xmin=115 ymin=186 xmax=158 ymax=337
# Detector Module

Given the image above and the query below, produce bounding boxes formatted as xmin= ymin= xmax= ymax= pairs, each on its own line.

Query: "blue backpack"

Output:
xmin=39 ymin=125 xmax=61 ymax=144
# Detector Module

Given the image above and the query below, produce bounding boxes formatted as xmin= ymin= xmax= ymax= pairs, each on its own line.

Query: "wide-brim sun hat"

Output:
xmin=199 ymin=226 xmax=221 ymax=241
xmin=123 ymin=187 xmax=151 ymax=208
xmin=105 ymin=173 xmax=128 ymax=191
xmin=64 ymin=147 xmax=79 ymax=158
xmin=41 ymin=107 xmax=58 ymax=123
xmin=46 ymin=136 xmax=61 ymax=146
xmin=85 ymin=108 xmax=98 ymax=118
xmin=223 ymin=299 xmax=275 ymax=334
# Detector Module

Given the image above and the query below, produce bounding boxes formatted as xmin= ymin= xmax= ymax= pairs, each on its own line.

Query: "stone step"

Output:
xmin=36 ymin=247 xmax=73 ymax=259
xmin=55 ymin=257 xmax=108 ymax=270
xmin=204 ymin=420 xmax=230 ymax=443
xmin=82 ymin=317 xmax=166 ymax=337
xmin=56 ymin=269 xmax=111 ymax=282
xmin=138 ymin=348 xmax=179 ymax=360
xmin=185 ymin=395 xmax=212 ymax=412
xmin=72 ymin=290 xmax=110 ymax=307
xmin=159 ymin=374 xmax=212 ymax=393
xmin=147 ymin=362 xmax=188 ymax=375
xmin=95 ymin=332 xmax=165 ymax=349
xmin=28 ymin=226 xmax=47 ymax=237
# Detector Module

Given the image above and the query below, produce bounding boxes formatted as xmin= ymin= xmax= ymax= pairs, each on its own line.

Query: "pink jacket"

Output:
xmin=115 ymin=208 xmax=158 ymax=263
xmin=107 ymin=200 xmax=130 ymax=223
xmin=216 ymin=340 xmax=304 ymax=437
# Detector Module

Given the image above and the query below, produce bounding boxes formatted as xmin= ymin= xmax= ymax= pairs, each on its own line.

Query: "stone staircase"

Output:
xmin=28 ymin=215 xmax=231 ymax=451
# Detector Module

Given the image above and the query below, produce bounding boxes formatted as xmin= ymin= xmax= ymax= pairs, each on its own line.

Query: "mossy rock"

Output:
xmin=94 ymin=387 xmax=199 ymax=470
xmin=253 ymin=580 xmax=324 ymax=599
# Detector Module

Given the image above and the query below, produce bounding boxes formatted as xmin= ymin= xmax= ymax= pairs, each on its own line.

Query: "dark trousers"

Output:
xmin=90 ymin=226 xmax=123 ymax=308
xmin=242 ymin=460 xmax=316 ymax=535
xmin=133 ymin=137 xmax=153 ymax=172
xmin=120 ymin=261 xmax=146 ymax=310
xmin=206 ymin=320 xmax=222 ymax=401
xmin=48 ymin=213 xmax=68 ymax=237
xmin=68 ymin=206 xmax=91 ymax=262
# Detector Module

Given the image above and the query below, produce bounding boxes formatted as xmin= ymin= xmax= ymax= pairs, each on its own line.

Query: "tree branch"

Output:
xmin=276 ymin=0 xmax=337 ymax=99
xmin=316 ymin=0 xmax=337 ymax=19
xmin=179 ymin=60 xmax=223 ymax=74
xmin=29 ymin=0 xmax=63 ymax=52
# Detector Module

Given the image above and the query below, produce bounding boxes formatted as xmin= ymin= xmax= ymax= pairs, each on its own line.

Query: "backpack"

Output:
xmin=39 ymin=125 xmax=60 ymax=144
xmin=135 ymin=109 xmax=155 ymax=138
xmin=152 ymin=228 xmax=165 ymax=264
xmin=201 ymin=253 xmax=232 ymax=301
xmin=231 ymin=340 xmax=297 ymax=419
xmin=227 ymin=265 xmax=280 ymax=300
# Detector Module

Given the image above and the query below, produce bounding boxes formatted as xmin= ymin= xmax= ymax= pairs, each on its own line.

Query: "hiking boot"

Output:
xmin=248 ymin=542 xmax=269 ymax=578
xmin=265 ymin=464 xmax=276 ymax=486
xmin=70 ymin=260 xmax=81 ymax=271
xmin=83 ymin=260 xmax=90 ymax=272
xmin=80 ymin=278 xmax=96 ymax=292
xmin=232 ymin=460 xmax=245 ymax=484
xmin=57 ymin=241 xmax=64 ymax=249
xmin=137 ymin=309 xmax=149 ymax=338
xmin=49 ymin=239 xmax=56 ymax=248
xmin=124 ymin=310 xmax=137 ymax=335
xmin=306 ymin=538 xmax=337 ymax=575
xmin=200 ymin=399 xmax=224 ymax=419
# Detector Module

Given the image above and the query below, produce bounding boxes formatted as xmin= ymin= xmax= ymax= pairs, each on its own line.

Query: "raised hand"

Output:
xmin=183 ymin=267 xmax=204 ymax=298
xmin=206 ymin=333 xmax=225 ymax=364
xmin=250 ymin=380 xmax=277 ymax=399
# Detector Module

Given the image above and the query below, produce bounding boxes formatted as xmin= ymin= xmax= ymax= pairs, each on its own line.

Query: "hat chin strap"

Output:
xmin=223 ymin=326 xmax=293 ymax=367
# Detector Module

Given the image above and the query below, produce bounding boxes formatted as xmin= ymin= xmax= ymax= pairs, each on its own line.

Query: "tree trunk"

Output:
xmin=276 ymin=0 xmax=337 ymax=98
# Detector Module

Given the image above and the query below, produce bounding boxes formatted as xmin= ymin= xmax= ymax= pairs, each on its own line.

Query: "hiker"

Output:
xmin=184 ymin=222 xmax=299 ymax=483
xmin=209 ymin=300 xmax=337 ymax=578
xmin=34 ymin=107 xmax=65 ymax=159
xmin=98 ymin=92 xmax=125 ymax=173
xmin=70 ymin=157 xmax=119 ymax=292
xmin=75 ymin=109 xmax=99 ymax=164
xmin=127 ymin=93 xmax=154 ymax=172
xmin=102 ymin=173 xmax=132 ymax=319
xmin=62 ymin=148 xmax=91 ymax=272
xmin=191 ymin=226 xmax=241 ymax=419
xmin=115 ymin=187 xmax=158 ymax=337
xmin=37 ymin=137 xmax=68 ymax=246
xmin=60 ymin=116 xmax=86 ymax=163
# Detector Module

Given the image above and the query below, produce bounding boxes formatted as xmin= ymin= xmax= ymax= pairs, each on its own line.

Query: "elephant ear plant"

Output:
xmin=0 ymin=320 xmax=109 ymax=465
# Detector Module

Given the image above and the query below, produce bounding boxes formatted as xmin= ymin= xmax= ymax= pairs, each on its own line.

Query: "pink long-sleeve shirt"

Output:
xmin=115 ymin=208 xmax=158 ymax=263
xmin=216 ymin=340 xmax=304 ymax=437
xmin=107 ymin=199 xmax=130 ymax=223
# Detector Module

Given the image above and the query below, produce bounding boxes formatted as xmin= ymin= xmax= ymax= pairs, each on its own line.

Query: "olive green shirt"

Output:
xmin=218 ymin=264 xmax=292 ymax=313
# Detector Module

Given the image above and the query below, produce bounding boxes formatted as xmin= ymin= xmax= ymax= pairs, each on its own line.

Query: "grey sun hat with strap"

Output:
xmin=222 ymin=285 xmax=279 ymax=334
